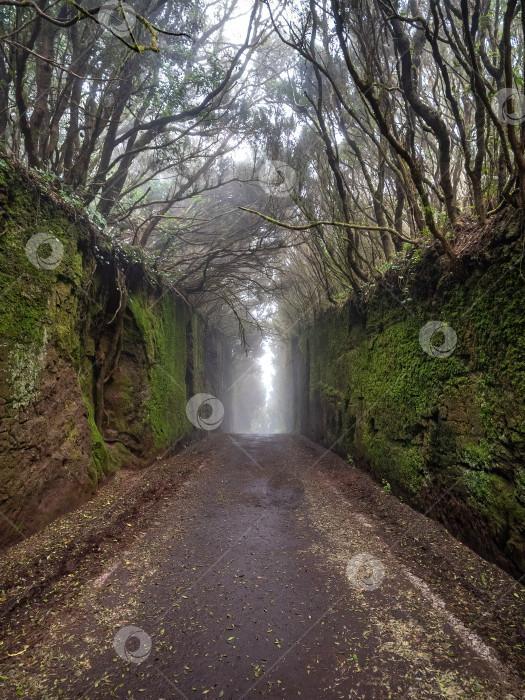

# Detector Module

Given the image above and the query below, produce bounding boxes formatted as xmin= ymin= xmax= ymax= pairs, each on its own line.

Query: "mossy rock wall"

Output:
xmin=0 ymin=162 xmax=222 ymax=546
xmin=291 ymin=218 xmax=525 ymax=577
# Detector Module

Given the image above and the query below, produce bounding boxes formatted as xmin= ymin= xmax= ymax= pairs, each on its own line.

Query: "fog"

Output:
xmin=228 ymin=337 xmax=289 ymax=434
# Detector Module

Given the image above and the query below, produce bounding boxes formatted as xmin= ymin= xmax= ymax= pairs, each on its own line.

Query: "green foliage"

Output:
xmin=129 ymin=291 xmax=189 ymax=447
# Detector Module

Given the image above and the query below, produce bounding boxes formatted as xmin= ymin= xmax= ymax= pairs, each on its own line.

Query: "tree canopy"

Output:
xmin=1 ymin=0 xmax=525 ymax=331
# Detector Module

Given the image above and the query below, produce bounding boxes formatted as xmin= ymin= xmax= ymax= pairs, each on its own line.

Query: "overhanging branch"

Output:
xmin=238 ymin=207 xmax=418 ymax=244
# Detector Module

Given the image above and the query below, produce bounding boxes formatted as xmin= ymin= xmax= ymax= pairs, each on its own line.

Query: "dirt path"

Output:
xmin=1 ymin=434 xmax=524 ymax=699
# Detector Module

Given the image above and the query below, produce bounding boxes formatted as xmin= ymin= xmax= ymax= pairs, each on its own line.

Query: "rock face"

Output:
xmin=0 ymin=163 xmax=230 ymax=546
xmin=288 ymin=214 xmax=525 ymax=577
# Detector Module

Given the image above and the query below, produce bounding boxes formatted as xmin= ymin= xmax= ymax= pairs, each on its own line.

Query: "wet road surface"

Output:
xmin=2 ymin=434 xmax=523 ymax=698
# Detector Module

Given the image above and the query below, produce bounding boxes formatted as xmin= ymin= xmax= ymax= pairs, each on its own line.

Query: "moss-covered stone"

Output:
xmin=80 ymin=390 xmax=115 ymax=483
xmin=0 ymin=161 xmax=211 ymax=546
xmin=293 ymin=224 xmax=525 ymax=575
xmin=128 ymin=291 xmax=189 ymax=448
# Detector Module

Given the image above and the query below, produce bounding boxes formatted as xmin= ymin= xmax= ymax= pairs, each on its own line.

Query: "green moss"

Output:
xmin=109 ymin=372 xmax=136 ymax=434
xmin=0 ymin=161 xmax=208 ymax=543
xmin=80 ymin=390 xmax=115 ymax=483
xmin=129 ymin=290 xmax=188 ymax=448
xmin=192 ymin=314 xmax=205 ymax=394
xmin=0 ymin=167 xmax=84 ymax=360
xmin=459 ymin=441 xmax=493 ymax=470
xmin=313 ymin=382 xmax=344 ymax=403
xmin=299 ymin=241 xmax=525 ymax=568
xmin=7 ymin=330 xmax=48 ymax=409
xmin=462 ymin=470 xmax=525 ymax=541
xmin=366 ymin=438 xmax=427 ymax=494
xmin=305 ymin=297 xmax=467 ymax=488
xmin=0 ymin=164 xmax=122 ymax=496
